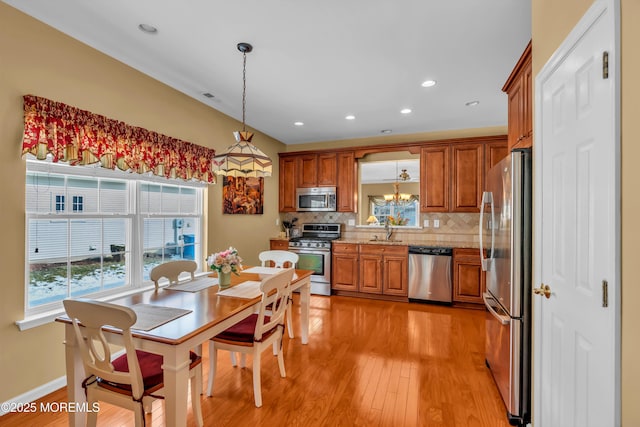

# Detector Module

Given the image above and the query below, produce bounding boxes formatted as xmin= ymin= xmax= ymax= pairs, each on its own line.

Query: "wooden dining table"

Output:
xmin=56 ymin=267 xmax=313 ymax=427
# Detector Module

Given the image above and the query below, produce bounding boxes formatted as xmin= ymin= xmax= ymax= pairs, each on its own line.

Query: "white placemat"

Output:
xmin=241 ymin=266 xmax=298 ymax=280
xmin=167 ymin=277 xmax=218 ymax=292
xmin=130 ymin=304 xmax=192 ymax=331
xmin=217 ymin=280 xmax=262 ymax=299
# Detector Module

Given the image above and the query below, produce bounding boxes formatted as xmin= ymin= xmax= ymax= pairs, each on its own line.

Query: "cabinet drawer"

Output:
xmin=359 ymin=244 xmax=408 ymax=256
xmin=270 ymin=239 xmax=290 ymax=250
xmin=332 ymin=242 xmax=358 ymax=254
xmin=453 ymin=248 xmax=482 ymax=260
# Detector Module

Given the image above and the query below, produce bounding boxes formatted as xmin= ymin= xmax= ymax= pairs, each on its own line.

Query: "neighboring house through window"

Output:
xmin=25 ymin=160 xmax=205 ymax=316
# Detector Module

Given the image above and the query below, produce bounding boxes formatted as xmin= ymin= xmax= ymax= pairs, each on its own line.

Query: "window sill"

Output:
xmin=16 ymin=284 xmax=157 ymax=331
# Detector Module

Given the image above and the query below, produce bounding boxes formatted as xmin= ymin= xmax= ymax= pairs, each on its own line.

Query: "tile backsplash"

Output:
xmin=280 ymin=211 xmax=480 ymax=245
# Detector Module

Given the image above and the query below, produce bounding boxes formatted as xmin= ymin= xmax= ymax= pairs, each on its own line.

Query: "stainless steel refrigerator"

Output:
xmin=479 ymin=148 xmax=532 ymax=427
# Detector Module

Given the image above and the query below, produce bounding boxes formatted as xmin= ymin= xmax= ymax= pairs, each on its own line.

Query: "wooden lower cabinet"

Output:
xmin=269 ymin=238 xmax=289 ymax=250
xmin=332 ymin=243 xmax=359 ymax=292
xmin=452 ymin=248 xmax=485 ymax=305
xmin=332 ymin=243 xmax=408 ymax=299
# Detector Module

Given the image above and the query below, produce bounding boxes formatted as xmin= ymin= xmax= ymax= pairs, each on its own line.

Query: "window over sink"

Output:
xmin=358 ymin=153 xmax=420 ymax=227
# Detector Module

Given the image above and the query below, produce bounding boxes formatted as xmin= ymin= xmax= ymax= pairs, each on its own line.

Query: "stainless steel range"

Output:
xmin=288 ymin=223 xmax=341 ymax=296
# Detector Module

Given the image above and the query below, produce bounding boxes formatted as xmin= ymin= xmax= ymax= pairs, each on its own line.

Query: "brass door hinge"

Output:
xmin=603 ymin=52 xmax=609 ymax=79
xmin=602 ymin=280 xmax=609 ymax=307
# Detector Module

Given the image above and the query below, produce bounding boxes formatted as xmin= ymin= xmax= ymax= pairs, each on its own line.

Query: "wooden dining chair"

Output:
xmin=206 ymin=268 xmax=294 ymax=408
xmin=149 ymin=259 xmax=197 ymax=290
xmin=63 ymin=298 xmax=204 ymax=427
xmin=258 ymin=250 xmax=299 ymax=339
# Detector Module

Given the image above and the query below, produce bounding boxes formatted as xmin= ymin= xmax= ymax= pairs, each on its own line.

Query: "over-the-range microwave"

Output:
xmin=296 ymin=187 xmax=336 ymax=212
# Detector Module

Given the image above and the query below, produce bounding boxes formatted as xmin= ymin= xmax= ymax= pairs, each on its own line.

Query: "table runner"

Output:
xmin=131 ymin=304 xmax=192 ymax=331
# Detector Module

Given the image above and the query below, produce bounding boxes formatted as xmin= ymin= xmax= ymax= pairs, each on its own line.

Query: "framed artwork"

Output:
xmin=222 ymin=176 xmax=264 ymax=214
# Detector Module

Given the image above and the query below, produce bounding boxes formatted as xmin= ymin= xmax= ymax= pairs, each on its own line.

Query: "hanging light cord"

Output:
xmin=241 ymin=49 xmax=247 ymax=132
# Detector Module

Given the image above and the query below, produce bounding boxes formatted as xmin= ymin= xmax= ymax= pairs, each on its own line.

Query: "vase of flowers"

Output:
xmin=207 ymin=247 xmax=243 ymax=290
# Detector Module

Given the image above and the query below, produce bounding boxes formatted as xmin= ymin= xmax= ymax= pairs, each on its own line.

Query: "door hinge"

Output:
xmin=603 ymin=51 xmax=609 ymax=79
xmin=602 ymin=280 xmax=609 ymax=307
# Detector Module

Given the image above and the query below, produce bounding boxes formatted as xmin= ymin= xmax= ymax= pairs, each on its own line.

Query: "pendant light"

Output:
xmin=212 ymin=42 xmax=273 ymax=177
xmin=383 ymin=163 xmax=412 ymax=205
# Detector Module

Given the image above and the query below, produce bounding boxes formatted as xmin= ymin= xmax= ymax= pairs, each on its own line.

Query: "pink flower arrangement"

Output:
xmin=207 ymin=247 xmax=243 ymax=275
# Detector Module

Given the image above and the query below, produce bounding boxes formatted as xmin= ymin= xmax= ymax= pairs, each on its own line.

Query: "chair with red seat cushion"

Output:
xmin=63 ymin=298 xmax=203 ymax=427
xmin=206 ymin=268 xmax=294 ymax=407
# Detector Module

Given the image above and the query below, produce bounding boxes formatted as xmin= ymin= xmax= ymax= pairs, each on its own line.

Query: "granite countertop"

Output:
xmin=335 ymin=239 xmax=480 ymax=249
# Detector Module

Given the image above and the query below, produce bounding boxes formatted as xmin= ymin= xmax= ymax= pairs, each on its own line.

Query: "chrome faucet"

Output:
xmin=384 ymin=219 xmax=393 ymax=241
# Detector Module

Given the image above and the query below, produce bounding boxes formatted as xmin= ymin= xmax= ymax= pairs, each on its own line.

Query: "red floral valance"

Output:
xmin=21 ymin=95 xmax=217 ymax=183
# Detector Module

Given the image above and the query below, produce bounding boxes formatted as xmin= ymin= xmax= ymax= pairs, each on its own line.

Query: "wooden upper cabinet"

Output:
xmin=503 ymin=41 xmax=532 ymax=151
xmin=336 ymin=151 xmax=356 ymax=212
xmin=485 ymin=140 xmax=509 ymax=172
xmin=420 ymin=145 xmax=450 ymax=212
xmin=297 ymin=153 xmax=337 ymax=187
xmin=297 ymin=154 xmax=318 ymax=187
xmin=279 ymin=156 xmax=297 ymax=212
xmin=317 ymin=153 xmax=337 ymax=186
xmin=451 ymin=143 xmax=484 ymax=212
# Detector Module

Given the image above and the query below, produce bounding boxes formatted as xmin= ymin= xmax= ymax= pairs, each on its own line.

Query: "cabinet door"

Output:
xmin=332 ymin=253 xmax=359 ymax=291
xmin=453 ymin=249 xmax=486 ymax=304
xmin=451 ymin=143 xmax=483 ymax=212
xmin=420 ymin=145 xmax=450 ymax=212
xmin=279 ymin=157 xmax=297 ymax=212
xmin=521 ymin=56 xmax=533 ymax=148
xmin=336 ymin=151 xmax=356 ymax=212
xmin=297 ymin=154 xmax=318 ymax=187
xmin=485 ymin=140 xmax=509 ymax=172
xmin=317 ymin=153 xmax=337 ymax=186
xmin=359 ymin=253 xmax=383 ymax=294
xmin=382 ymin=255 xmax=408 ymax=296
xmin=507 ymin=76 xmax=525 ymax=151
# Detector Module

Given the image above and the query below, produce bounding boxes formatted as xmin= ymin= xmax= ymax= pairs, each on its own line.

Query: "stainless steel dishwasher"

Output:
xmin=408 ymin=246 xmax=453 ymax=303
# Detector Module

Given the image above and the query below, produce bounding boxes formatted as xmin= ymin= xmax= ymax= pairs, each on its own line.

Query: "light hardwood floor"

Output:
xmin=0 ymin=295 xmax=511 ymax=427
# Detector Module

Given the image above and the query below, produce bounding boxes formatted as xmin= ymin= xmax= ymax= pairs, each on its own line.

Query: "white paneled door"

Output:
xmin=534 ymin=1 xmax=619 ymax=426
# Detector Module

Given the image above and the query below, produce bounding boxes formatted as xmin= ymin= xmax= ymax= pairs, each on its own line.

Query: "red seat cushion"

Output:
xmin=214 ymin=313 xmax=274 ymax=343
xmin=98 ymin=350 xmax=200 ymax=393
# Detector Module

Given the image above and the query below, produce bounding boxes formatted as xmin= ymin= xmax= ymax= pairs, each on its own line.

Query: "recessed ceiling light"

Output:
xmin=421 ymin=80 xmax=437 ymax=88
xmin=345 ymin=115 xmax=356 ymax=120
xmin=294 ymin=121 xmax=304 ymax=126
xmin=138 ymin=24 xmax=158 ymax=34
xmin=381 ymin=129 xmax=392 ymax=134
xmin=400 ymin=108 xmax=412 ymax=114
xmin=465 ymin=100 xmax=480 ymax=107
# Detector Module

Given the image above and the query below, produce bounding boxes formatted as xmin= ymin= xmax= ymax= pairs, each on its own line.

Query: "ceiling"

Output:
xmin=4 ymin=0 xmax=531 ymax=145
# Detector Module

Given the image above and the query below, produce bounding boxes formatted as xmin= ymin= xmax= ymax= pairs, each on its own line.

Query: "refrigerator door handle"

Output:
xmin=483 ymin=292 xmax=510 ymax=325
xmin=480 ymin=191 xmax=495 ymax=271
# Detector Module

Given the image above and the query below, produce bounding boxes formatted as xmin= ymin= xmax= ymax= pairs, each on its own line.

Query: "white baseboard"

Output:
xmin=0 ymin=376 xmax=66 ymax=416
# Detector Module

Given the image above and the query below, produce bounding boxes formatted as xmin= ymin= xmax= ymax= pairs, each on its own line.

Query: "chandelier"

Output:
xmin=212 ymin=42 xmax=273 ymax=177
xmin=384 ymin=166 xmax=412 ymax=205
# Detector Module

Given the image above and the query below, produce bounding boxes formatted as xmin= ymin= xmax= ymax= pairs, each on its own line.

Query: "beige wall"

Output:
xmin=532 ymin=0 xmax=639 ymax=424
xmin=0 ymin=3 xmax=286 ymax=402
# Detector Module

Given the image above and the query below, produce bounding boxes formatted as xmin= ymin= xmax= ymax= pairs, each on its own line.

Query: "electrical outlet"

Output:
xmin=348 ymin=219 xmax=355 ymax=226
xmin=433 ymin=219 xmax=440 ymax=228
xmin=275 ymin=218 xmax=280 ymax=226
xmin=423 ymin=219 xmax=430 ymax=227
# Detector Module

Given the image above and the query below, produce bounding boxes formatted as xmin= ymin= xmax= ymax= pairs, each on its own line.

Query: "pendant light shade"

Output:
xmin=212 ymin=42 xmax=273 ymax=177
